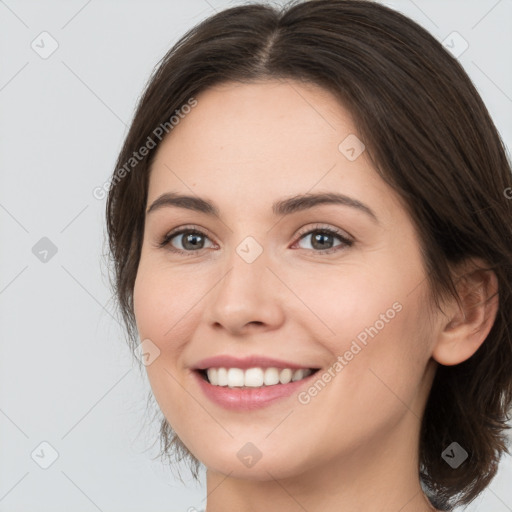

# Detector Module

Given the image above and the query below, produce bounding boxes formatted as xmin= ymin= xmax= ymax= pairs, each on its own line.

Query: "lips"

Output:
xmin=192 ymin=354 xmax=318 ymax=371
xmin=192 ymin=365 xmax=319 ymax=410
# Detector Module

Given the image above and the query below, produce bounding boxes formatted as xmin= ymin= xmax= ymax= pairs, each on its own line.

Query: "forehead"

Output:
xmin=147 ymin=79 xmax=401 ymax=221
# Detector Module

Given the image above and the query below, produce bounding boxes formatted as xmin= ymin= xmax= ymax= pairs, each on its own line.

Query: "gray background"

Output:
xmin=0 ymin=0 xmax=511 ymax=511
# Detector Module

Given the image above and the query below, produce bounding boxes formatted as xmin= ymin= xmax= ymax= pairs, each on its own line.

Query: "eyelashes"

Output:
xmin=157 ymin=223 xmax=354 ymax=257
xmin=158 ymin=226 xmax=216 ymax=255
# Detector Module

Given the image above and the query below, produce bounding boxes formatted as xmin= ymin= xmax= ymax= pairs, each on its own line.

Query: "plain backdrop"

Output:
xmin=0 ymin=0 xmax=511 ymax=511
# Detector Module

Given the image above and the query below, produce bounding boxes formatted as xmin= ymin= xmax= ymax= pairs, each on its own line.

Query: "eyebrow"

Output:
xmin=146 ymin=191 xmax=378 ymax=223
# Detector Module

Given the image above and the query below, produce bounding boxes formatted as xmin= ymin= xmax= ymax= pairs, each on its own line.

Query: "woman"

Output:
xmin=105 ymin=1 xmax=512 ymax=510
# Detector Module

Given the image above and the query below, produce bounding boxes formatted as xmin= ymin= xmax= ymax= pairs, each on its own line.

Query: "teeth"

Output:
xmin=205 ymin=367 xmax=313 ymax=387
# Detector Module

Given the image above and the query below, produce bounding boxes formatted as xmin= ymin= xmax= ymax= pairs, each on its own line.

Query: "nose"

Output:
xmin=204 ymin=243 xmax=286 ymax=336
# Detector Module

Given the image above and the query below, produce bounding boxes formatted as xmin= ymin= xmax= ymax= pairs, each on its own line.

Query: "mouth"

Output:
xmin=195 ymin=367 xmax=321 ymax=388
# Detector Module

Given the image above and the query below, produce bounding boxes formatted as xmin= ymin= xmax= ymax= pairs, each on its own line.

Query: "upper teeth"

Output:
xmin=206 ymin=367 xmax=314 ymax=387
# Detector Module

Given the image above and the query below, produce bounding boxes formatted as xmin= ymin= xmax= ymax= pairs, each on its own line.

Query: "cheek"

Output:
xmin=301 ymin=256 xmax=432 ymax=407
xmin=133 ymin=263 xmax=198 ymax=422
xmin=133 ymin=272 xmax=168 ymax=344
xmin=316 ymin=284 xmax=431 ymax=430
xmin=133 ymin=260 xmax=201 ymax=344
xmin=290 ymin=259 xmax=408 ymax=346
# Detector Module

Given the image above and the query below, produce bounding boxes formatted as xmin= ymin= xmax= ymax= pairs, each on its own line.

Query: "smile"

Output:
xmin=201 ymin=367 xmax=318 ymax=387
xmin=193 ymin=367 xmax=320 ymax=411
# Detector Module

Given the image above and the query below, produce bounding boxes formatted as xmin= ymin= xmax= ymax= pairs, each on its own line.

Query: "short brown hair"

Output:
xmin=105 ymin=1 xmax=512 ymax=508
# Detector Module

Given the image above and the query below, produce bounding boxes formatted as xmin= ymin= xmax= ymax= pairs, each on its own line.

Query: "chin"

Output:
xmin=199 ymin=447 xmax=313 ymax=481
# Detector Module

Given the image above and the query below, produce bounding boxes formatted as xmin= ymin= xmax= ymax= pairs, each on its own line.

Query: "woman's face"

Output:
xmin=133 ymin=79 xmax=443 ymax=481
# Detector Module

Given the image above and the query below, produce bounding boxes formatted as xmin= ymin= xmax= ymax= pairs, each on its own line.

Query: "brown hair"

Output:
xmin=105 ymin=0 xmax=512 ymax=508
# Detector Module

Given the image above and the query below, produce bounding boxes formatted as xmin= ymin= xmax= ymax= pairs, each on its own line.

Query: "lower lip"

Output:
xmin=192 ymin=370 xmax=318 ymax=411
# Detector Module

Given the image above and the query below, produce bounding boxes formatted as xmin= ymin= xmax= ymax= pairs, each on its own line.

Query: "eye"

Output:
xmin=292 ymin=224 xmax=353 ymax=254
xmin=158 ymin=225 xmax=215 ymax=256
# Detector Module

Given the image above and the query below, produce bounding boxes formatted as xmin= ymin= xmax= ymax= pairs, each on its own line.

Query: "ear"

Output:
xmin=432 ymin=260 xmax=499 ymax=366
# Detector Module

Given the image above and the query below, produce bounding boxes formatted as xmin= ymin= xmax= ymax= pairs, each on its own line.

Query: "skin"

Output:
xmin=133 ymin=79 xmax=498 ymax=512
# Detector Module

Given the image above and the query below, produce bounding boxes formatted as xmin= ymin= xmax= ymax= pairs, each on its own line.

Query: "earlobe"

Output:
xmin=432 ymin=263 xmax=499 ymax=366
